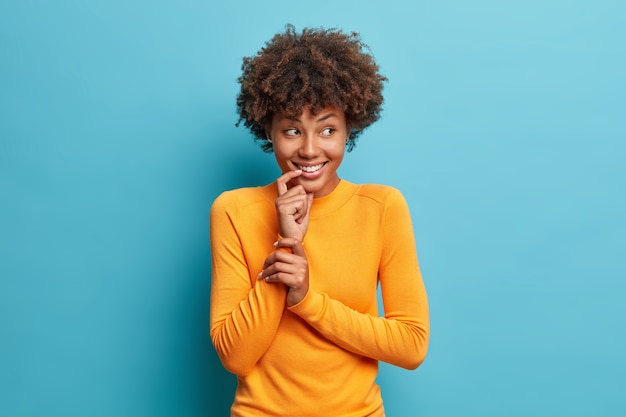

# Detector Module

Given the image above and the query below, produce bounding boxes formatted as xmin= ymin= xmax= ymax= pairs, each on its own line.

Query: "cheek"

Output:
xmin=328 ymin=144 xmax=346 ymax=161
xmin=273 ymin=148 xmax=293 ymax=168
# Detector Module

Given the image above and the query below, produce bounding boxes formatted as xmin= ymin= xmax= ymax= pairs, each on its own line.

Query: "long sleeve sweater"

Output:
xmin=209 ymin=179 xmax=429 ymax=417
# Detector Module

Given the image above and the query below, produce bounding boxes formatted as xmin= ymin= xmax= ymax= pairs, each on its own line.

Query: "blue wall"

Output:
xmin=1 ymin=1 xmax=625 ymax=416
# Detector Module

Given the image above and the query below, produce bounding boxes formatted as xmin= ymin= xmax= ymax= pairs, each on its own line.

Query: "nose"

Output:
xmin=298 ymin=134 xmax=320 ymax=158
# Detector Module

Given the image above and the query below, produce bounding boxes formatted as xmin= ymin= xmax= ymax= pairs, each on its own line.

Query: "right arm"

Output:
xmin=209 ymin=193 xmax=287 ymax=376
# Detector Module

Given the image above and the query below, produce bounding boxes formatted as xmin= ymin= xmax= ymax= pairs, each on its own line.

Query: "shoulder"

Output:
xmin=211 ymin=184 xmax=275 ymax=214
xmin=354 ymin=183 xmax=407 ymax=206
xmin=353 ymin=184 xmax=414 ymax=227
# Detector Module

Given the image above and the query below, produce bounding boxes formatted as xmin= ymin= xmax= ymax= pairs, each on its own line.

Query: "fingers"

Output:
xmin=258 ymin=238 xmax=307 ymax=287
xmin=275 ymin=182 xmax=312 ymax=239
xmin=258 ymin=262 xmax=305 ymax=286
xmin=275 ymin=237 xmax=306 ymax=257
xmin=259 ymin=238 xmax=310 ymax=306
xmin=259 ymin=264 xmax=299 ymax=283
xmin=276 ymin=169 xmax=303 ymax=196
xmin=277 ymin=192 xmax=308 ymax=220
xmin=260 ymin=238 xmax=303 ymax=269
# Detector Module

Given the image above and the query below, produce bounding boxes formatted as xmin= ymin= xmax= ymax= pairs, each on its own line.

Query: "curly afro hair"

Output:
xmin=236 ymin=24 xmax=387 ymax=152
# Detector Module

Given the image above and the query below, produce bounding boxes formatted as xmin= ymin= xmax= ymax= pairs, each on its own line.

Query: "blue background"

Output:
xmin=1 ymin=1 xmax=625 ymax=416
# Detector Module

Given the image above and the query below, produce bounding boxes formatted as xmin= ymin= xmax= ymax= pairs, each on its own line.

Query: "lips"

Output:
xmin=293 ymin=162 xmax=327 ymax=173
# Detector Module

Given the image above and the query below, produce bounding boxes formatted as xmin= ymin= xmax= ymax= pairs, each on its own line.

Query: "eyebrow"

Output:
xmin=287 ymin=112 xmax=339 ymax=123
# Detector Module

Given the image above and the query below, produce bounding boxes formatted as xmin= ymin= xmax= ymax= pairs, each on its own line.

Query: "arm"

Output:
xmin=288 ymin=189 xmax=430 ymax=369
xmin=209 ymin=193 xmax=287 ymax=376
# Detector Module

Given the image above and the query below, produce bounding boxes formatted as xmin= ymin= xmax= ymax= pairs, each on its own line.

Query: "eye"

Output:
xmin=321 ymin=127 xmax=335 ymax=136
xmin=284 ymin=128 xmax=299 ymax=136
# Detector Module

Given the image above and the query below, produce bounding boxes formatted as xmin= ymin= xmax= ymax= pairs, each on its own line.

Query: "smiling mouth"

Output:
xmin=293 ymin=162 xmax=327 ymax=173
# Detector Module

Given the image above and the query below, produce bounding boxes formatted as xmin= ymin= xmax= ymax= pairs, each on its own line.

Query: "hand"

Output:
xmin=275 ymin=170 xmax=314 ymax=241
xmin=258 ymin=238 xmax=309 ymax=307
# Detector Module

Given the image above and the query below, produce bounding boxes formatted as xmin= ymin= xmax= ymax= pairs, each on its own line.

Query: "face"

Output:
xmin=268 ymin=106 xmax=348 ymax=198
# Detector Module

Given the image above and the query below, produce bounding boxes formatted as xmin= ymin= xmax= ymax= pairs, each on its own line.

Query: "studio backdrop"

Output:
xmin=1 ymin=1 xmax=625 ymax=416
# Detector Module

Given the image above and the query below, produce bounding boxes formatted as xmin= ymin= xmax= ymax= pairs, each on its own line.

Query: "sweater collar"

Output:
xmin=309 ymin=179 xmax=357 ymax=219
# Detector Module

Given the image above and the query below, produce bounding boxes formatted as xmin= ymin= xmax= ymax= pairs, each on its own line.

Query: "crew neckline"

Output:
xmin=309 ymin=179 xmax=357 ymax=218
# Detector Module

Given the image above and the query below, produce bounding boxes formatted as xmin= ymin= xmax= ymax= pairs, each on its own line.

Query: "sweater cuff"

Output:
xmin=287 ymin=290 xmax=325 ymax=322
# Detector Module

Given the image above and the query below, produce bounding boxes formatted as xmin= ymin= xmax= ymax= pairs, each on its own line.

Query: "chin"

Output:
xmin=298 ymin=183 xmax=319 ymax=194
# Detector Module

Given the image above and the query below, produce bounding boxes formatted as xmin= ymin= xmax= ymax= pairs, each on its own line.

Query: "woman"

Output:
xmin=210 ymin=25 xmax=429 ymax=417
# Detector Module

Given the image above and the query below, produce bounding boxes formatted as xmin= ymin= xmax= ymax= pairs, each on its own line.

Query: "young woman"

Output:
xmin=210 ymin=25 xmax=429 ymax=417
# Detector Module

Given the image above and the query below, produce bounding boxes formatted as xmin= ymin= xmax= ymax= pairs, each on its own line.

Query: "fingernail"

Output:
xmin=273 ymin=241 xmax=278 ymax=247
xmin=257 ymin=271 xmax=263 ymax=279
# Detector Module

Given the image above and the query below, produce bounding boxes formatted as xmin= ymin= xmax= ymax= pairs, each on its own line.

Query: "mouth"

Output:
xmin=292 ymin=162 xmax=327 ymax=174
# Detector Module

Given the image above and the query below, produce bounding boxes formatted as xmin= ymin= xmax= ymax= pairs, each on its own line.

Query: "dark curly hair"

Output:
xmin=236 ymin=24 xmax=387 ymax=152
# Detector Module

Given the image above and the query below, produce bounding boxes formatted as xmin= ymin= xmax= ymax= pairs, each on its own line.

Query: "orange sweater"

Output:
xmin=209 ymin=180 xmax=429 ymax=417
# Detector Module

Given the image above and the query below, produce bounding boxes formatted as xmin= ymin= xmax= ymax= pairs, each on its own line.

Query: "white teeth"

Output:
xmin=298 ymin=163 xmax=324 ymax=173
